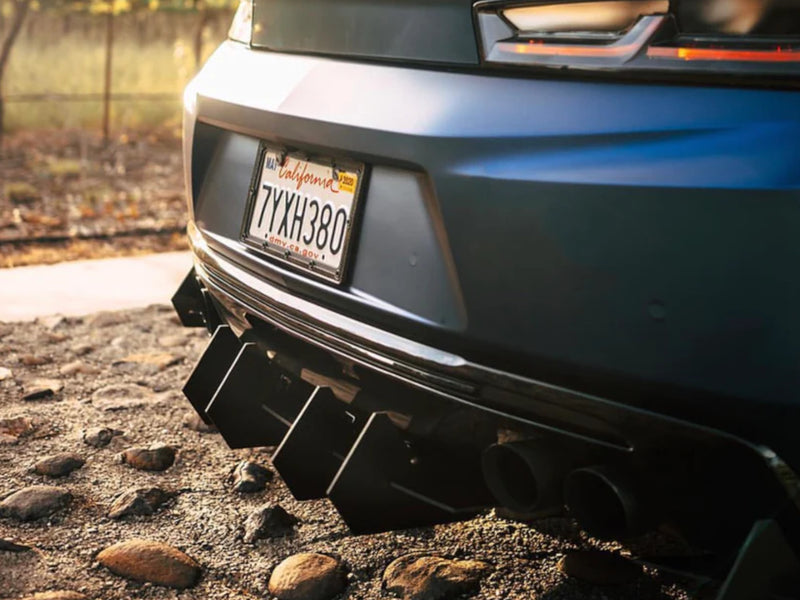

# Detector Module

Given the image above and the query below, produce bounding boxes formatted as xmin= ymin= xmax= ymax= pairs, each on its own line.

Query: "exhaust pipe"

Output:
xmin=481 ymin=440 xmax=572 ymax=515
xmin=564 ymin=465 xmax=651 ymax=539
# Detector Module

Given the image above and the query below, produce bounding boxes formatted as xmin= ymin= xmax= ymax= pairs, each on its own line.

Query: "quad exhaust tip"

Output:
xmin=564 ymin=465 xmax=650 ymax=540
xmin=481 ymin=441 xmax=569 ymax=515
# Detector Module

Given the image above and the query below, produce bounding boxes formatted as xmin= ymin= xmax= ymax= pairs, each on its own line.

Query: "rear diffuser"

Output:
xmin=171 ymin=269 xmax=207 ymax=328
xmin=182 ymin=325 xmax=241 ymax=424
xmin=327 ymin=412 xmax=492 ymax=534
xmin=206 ymin=341 xmax=308 ymax=449
xmin=272 ymin=387 xmax=368 ymax=500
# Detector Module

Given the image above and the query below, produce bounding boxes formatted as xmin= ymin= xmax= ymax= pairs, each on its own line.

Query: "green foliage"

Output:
xmin=4 ymin=181 xmax=40 ymax=204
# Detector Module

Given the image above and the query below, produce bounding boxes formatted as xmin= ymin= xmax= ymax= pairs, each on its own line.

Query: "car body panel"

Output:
xmin=251 ymin=0 xmax=479 ymax=64
xmin=185 ymin=42 xmax=800 ymax=468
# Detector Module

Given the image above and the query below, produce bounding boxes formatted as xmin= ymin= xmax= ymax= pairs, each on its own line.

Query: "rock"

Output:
xmin=18 ymin=592 xmax=88 ymax=600
xmin=243 ymin=504 xmax=298 ymax=543
xmin=37 ymin=314 xmax=67 ymax=330
xmin=33 ymin=453 xmax=85 ymax=478
xmin=115 ymin=352 xmax=180 ymax=371
xmin=87 ymin=311 xmax=128 ymax=328
xmin=19 ymin=355 xmax=53 ymax=366
xmin=96 ymin=538 xmax=201 ymax=588
xmin=82 ymin=427 xmax=122 ymax=448
xmin=231 ymin=460 xmax=273 ymax=493
xmin=91 ymin=383 xmax=155 ymax=411
xmin=59 ymin=361 xmax=100 ymax=376
xmin=22 ymin=379 xmax=63 ymax=401
xmin=382 ymin=555 xmax=490 ymax=600
xmin=73 ymin=343 xmax=95 ymax=357
xmin=0 ymin=366 xmax=12 ymax=381
xmin=183 ymin=412 xmax=216 ymax=433
xmin=0 ymin=486 xmax=72 ymax=521
xmin=0 ymin=416 xmax=37 ymax=438
xmin=118 ymin=444 xmax=176 ymax=471
xmin=0 ymin=538 xmax=31 ymax=552
xmin=557 ymin=550 xmax=643 ymax=586
xmin=158 ymin=333 xmax=190 ymax=348
xmin=108 ymin=487 xmax=169 ymax=519
xmin=268 ymin=553 xmax=347 ymax=600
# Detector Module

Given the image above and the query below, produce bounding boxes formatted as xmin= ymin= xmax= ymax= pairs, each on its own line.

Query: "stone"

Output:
xmin=59 ymin=361 xmax=100 ymax=376
xmin=0 ymin=366 xmax=12 ymax=381
xmin=182 ymin=412 xmax=216 ymax=433
xmin=22 ymin=379 xmax=63 ymax=401
xmin=243 ymin=504 xmax=298 ymax=543
xmin=115 ymin=352 xmax=180 ymax=371
xmin=231 ymin=460 xmax=273 ymax=493
xmin=0 ymin=486 xmax=72 ymax=521
xmin=158 ymin=333 xmax=189 ymax=348
xmin=108 ymin=487 xmax=169 ymax=519
xmin=91 ymin=383 xmax=155 ymax=411
xmin=19 ymin=355 xmax=53 ymax=367
xmin=37 ymin=314 xmax=67 ymax=330
xmin=118 ymin=444 xmax=176 ymax=471
xmin=557 ymin=550 xmax=643 ymax=586
xmin=82 ymin=427 xmax=122 ymax=448
xmin=33 ymin=453 xmax=85 ymax=478
xmin=87 ymin=311 xmax=128 ymax=328
xmin=19 ymin=592 xmax=88 ymax=600
xmin=73 ymin=343 xmax=95 ymax=357
xmin=0 ymin=416 xmax=38 ymax=438
xmin=0 ymin=538 xmax=31 ymax=552
xmin=96 ymin=539 xmax=201 ymax=589
xmin=268 ymin=553 xmax=347 ymax=600
xmin=382 ymin=555 xmax=490 ymax=600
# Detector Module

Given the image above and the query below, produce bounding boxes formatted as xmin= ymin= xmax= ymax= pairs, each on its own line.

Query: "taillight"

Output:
xmin=475 ymin=0 xmax=800 ymax=81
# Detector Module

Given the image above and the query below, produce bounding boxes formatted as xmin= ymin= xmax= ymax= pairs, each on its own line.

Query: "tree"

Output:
xmin=0 ymin=0 xmax=31 ymax=147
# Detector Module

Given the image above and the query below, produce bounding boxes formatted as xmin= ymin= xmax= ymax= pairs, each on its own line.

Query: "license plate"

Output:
xmin=241 ymin=146 xmax=364 ymax=282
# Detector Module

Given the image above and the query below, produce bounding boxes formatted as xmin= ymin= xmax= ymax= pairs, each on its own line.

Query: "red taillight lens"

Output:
xmin=476 ymin=0 xmax=800 ymax=80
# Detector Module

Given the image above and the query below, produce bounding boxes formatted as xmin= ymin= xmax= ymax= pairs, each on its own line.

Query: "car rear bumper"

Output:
xmin=180 ymin=229 xmax=800 ymax=547
xmin=185 ymin=41 xmax=800 ymax=465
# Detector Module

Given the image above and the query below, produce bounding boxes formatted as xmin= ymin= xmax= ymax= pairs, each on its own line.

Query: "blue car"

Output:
xmin=173 ymin=0 xmax=800 ymax=589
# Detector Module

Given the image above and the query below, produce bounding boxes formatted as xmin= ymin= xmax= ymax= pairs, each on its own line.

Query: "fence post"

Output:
xmin=102 ymin=9 xmax=114 ymax=143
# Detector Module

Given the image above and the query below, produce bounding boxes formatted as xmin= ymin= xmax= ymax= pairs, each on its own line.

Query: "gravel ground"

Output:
xmin=0 ymin=306 xmax=700 ymax=599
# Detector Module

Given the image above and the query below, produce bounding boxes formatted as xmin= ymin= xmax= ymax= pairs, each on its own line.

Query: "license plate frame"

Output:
xmin=240 ymin=142 xmax=366 ymax=284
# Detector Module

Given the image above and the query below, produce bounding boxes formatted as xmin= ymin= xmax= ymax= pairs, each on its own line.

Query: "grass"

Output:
xmin=4 ymin=181 xmax=40 ymax=204
xmin=3 ymin=11 xmax=232 ymax=133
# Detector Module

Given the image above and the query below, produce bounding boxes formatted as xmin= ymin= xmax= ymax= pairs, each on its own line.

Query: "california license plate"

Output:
xmin=241 ymin=146 xmax=364 ymax=282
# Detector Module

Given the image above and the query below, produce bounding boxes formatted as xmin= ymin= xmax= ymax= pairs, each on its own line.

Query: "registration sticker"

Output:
xmin=241 ymin=145 xmax=365 ymax=283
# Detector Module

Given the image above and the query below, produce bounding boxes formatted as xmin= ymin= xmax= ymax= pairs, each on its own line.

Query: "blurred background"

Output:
xmin=0 ymin=0 xmax=235 ymax=268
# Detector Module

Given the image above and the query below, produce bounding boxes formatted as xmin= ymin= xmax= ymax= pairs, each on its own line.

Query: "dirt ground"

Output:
xmin=0 ymin=306 xmax=704 ymax=599
xmin=0 ymin=130 xmax=187 ymax=268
